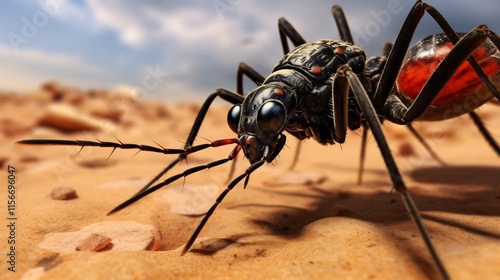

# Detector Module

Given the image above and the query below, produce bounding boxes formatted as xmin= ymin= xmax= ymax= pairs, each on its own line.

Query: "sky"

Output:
xmin=1 ymin=0 xmax=499 ymax=101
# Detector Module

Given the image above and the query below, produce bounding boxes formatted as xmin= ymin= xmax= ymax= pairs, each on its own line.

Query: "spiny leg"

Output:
xmin=182 ymin=157 xmax=266 ymax=255
xmin=108 ymin=144 xmax=242 ymax=215
xmin=107 ymin=141 xmax=269 ymax=256
xmin=336 ymin=65 xmax=450 ymax=279
xmin=179 ymin=134 xmax=285 ymax=254
xmin=16 ymin=138 xmax=237 ymax=156
xmin=136 ymin=89 xmax=244 ymax=195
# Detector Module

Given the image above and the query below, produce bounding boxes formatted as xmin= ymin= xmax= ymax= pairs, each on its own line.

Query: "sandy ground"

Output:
xmin=1 ymin=84 xmax=499 ymax=280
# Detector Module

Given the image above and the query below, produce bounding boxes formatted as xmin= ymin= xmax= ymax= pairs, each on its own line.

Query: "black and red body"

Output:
xmin=397 ymin=33 xmax=500 ymax=120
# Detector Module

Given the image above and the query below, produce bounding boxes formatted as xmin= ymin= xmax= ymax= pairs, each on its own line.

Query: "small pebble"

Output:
xmin=51 ymin=187 xmax=78 ymax=200
xmin=38 ymin=104 xmax=111 ymax=132
xmin=190 ymin=238 xmax=235 ymax=254
xmin=398 ymin=141 xmax=416 ymax=157
xmin=147 ymin=230 xmax=162 ymax=251
xmin=20 ymin=267 xmax=45 ymax=280
xmin=0 ymin=157 xmax=7 ymax=169
xmin=75 ymin=233 xmax=112 ymax=252
xmin=38 ymin=221 xmax=156 ymax=253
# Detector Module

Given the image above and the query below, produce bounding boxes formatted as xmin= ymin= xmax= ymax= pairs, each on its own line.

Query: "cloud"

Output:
xmin=2 ymin=0 xmax=498 ymax=101
xmin=84 ymin=0 xmax=259 ymax=49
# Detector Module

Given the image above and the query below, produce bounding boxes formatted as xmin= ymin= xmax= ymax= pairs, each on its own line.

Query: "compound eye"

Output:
xmin=257 ymin=101 xmax=286 ymax=134
xmin=227 ymin=105 xmax=241 ymax=134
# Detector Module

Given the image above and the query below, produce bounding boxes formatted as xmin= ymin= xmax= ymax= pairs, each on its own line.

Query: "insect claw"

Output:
xmin=181 ymin=179 xmax=186 ymax=192
xmin=243 ymin=175 xmax=250 ymax=189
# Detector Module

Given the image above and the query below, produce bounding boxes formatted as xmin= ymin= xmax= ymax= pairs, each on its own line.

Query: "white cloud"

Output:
xmin=85 ymin=0 xmax=158 ymax=46
xmin=4 ymin=0 xmax=498 ymax=100
xmin=84 ymin=1 xmax=253 ymax=49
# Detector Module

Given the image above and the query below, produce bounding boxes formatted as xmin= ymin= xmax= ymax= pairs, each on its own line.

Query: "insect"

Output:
xmin=17 ymin=1 xmax=499 ymax=279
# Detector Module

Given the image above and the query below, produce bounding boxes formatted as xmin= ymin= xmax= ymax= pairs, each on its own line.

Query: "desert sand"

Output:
xmin=1 ymin=82 xmax=499 ymax=280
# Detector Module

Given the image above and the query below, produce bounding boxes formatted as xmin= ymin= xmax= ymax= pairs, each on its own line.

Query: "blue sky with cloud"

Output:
xmin=1 ymin=0 xmax=499 ymax=101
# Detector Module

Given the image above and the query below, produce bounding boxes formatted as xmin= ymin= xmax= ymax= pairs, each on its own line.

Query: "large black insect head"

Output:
xmin=227 ymin=83 xmax=295 ymax=163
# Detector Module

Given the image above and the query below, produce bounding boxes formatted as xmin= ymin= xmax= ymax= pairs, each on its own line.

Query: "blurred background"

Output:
xmin=1 ymin=0 xmax=499 ymax=101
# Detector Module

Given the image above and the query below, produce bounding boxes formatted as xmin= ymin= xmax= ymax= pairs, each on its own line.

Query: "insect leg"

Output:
xmin=181 ymin=157 xmax=265 ymax=255
xmin=223 ymin=62 xmax=267 ymax=182
xmin=237 ymin=62 xmax=265 ymax=94
xmin=357 ymin=123 xmax=369 ymax=185
xmin=424 ymin=5 xmax=500 ymax=101
xmin=422 ymin=6 xmax=500 ymax=153
xmin=357 ymin=40 xmax=444 ymax=184
xmin=277 ymin=17 xmax=306 ymax=54
xmin=108 ymin=144 xmax=242 ymax=215
xmin=337 ymin=65 xmax=450 ymax=280
xmin=275 ymin=18 xmax=308 ymax=170
xmin=405 ymin=124 xmax=447 ymax=165
xmin=357 ymin=43 xmax=394 ymax=184
xmin=331 ymin=5 xmax=353 ymax=44
xmin=468 ymin=111 xmax=500 ymax=155
xmin=15 ymin=138 xmax=236 ymax=156
xmin=135 ymin=89 xmax=244 ymax=195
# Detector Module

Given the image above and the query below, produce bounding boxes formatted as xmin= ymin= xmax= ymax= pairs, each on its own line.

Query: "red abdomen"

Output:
xmin=396 ymin=34 xmax=499 ymax=119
